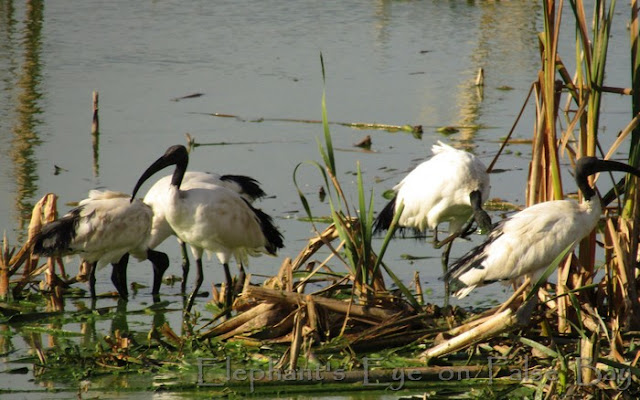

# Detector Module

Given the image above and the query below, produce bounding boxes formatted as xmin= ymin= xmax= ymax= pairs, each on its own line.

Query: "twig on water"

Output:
xmin=190 ymin=111 xmax=423 ymax=135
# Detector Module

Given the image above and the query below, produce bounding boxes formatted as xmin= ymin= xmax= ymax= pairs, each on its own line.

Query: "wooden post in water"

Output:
xmin=92 ymin=91 xmax=100 ymax=177
xmin=0 ymin=233 xmax=9 ymax=301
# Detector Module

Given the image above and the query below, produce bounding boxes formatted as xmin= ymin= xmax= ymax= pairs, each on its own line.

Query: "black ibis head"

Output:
xmin=575 ymin=157 xmax=640 ymax=201
xmin=131 ymin=145 xmax=189 ymax=202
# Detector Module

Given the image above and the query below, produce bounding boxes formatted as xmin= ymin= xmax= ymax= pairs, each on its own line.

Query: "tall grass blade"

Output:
xmin=320 ymin=53 xmax=335 ymax=174
xmin=525 ymin=243 xmax=575 ymax=303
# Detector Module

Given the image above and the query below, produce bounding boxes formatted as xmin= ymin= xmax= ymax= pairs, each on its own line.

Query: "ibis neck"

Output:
xmin=577 ymin=179 xmax=596 ymax=203
xmin=170 ymin=159 xmax=188 ymax=189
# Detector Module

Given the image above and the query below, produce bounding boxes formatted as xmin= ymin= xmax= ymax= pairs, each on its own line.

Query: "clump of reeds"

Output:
xmin=416 ymin=1 xmax=640 ymax=397
xmin=0 ymin=193 xmax=69 ymax=308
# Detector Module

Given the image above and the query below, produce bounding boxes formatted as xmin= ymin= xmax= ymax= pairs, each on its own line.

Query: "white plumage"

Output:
xmin=131 ymin=145 xmax=284 ymax=312
xmin=143 ymin=171 xmax=265 ymax=250
xmin=165 ymin=185 xmax=276 ymax=266
xmin=374 ymin=141 xmax=491 ymax=238
xmin=373 ymin=141 xmax=491 ymax=305
xmin=445 ymin=157 xmax=640 ymax=299
xmin=33 ymin=190 xmax=154 ymax=298
xmin=140 ymin=171 xmax=266 ymax=293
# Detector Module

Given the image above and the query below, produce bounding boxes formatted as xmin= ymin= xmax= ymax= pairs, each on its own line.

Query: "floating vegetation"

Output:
xmin=483 ymin=199 xmax=522 ymax=212
xmin=192 ymin=111 xmax=423 ymax=136
xmin=436 ymin=126 xmax=459 ymax=135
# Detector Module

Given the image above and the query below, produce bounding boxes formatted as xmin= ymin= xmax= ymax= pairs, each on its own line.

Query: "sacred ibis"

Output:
xmin=130 ymin=145 xmax=284 ymax=312
xmin=373 ymin=141 xmax=492 ymax=304
xmin=32 ymin=190 xmax=167 ymax=299
xmin=444 ymin=157 xmax=640 ymax=299
xmin=140 ymin=171 xmax=266 ymax=294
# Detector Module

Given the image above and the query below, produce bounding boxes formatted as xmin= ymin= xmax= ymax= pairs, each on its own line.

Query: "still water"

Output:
xmin=0 ymin=0 xmax=635 ymax=397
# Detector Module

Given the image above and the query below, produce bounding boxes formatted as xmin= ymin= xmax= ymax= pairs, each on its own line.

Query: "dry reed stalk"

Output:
xmin=495 ymin=277 xmax=530 ymax=314
xmin=92 ymin=91 xmax=99 ymax=134
xmin=441 ymin=279 xmax=531 ymax=339
xmin=270 ymin=257 xmax=290 ymax=289
xmin=556 ymin=256 xmax=573 ymax=333
xmin=607 ymin=220 xmax=631 ymax=305
xmin=211 ymin=282 xmax=221 ymax=304
xmin=580 ymin=332 xmax=597 ymax=385
xmin=218 ymin=307 xmax=290 ymax=341
xmin=421 ymin=297 xmax=537 ymax=360
xmin=305 ymin=295 xmax=319 ymax=337
xmin=579 ymin=303 xmax=603 ymax=334
xmin=200 ymin=302 xmax=276 ymax=339
xmin=0 ymin=233 xmax=9 ymax=300
xmin=252 ymin=309 xmax=297 ymax=340
xmin=414 ymin=271 xmax=423 ymax=305
xmin=21 ymin=198 xmax=44 ymax=279
xmin=244 ymin=285 xmax=399 ymax=322
xmin=293 ymin=242 xmax=344 ymax=293
xmin=290 ymin=224 xmax=339 ymax=271
xmin=8 ymin=195 xmax=58 ymax=297
xmin=289 ymin=307 xmax=305 ymax=370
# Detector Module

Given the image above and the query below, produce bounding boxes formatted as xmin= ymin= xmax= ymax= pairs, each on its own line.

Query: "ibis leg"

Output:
xmin=441 ymin=240 xmax=453 ymax=308
xmin=179 ymin=240 xmax=190 ymax=294
xmin=235 ymin=263 xmax=246 ymax=294
xmin=89 ymin=262 xmax=97 ymax=299
xmin=185 ymin=258 xmax=203 ymax=313
xmin=147 ymin=249 xmax=169 ymax=295
xmin=110 ymin=264 xmax=119 ymax=295
xmin=223 ymin=263 xmax=233 ymax=314
xmin=110 ymin=253 xmax=130 ymax=299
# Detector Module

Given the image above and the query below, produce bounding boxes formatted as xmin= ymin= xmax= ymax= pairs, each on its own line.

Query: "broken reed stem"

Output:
xmin=414 ymin=271 xmax=424 ymax=305
xmin=495 ymin=276 xmax=530 ymax=314
xmin=289 ymin=307 xmax=304 ymax=371
xmin=290 ymin=224 xmax=340 ymax=271
xmin=243 ymin=285 xmax=399 ymax=322
xmin=556 ymin=256 xmax=573 ymax=334
xmin=92 ymin=91 xmax=99 ymax=134
xmin=421 ymin=297 xmax=537 ymax=359
xmin=0 ymin=232 xmax=9 ymax=300
xmin=293 ymin=241 xmax=344 ymax=293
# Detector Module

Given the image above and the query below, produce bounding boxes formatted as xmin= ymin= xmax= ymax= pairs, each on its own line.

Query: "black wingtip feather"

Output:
xmin=244 ymin=200 xmax=284 ymax=255
xmin=32 ymin=207 xmax=82 ymax=256
xmin=220 ymin=175 xmax=267 ymax=202
xmin=373 ymin=195 xmax=397 ymax=235
xmin=443 ymin=230 xmax=502 ymax=283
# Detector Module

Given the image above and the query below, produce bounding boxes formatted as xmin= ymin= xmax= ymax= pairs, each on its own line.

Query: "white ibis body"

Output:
xmin=32 ymin=190 xmax=160 ymax=299
xmin=373 ymin=141 xmax=491 ymax=305
xmin=445 ymin=157 xmax=640 ymax=299
xmin=141 ymin=171 xmax=266 ymax=293
xmin=131 ymin=145 xmax=284 ymax=312
xmin=374 ymin=141 xmax=491 ymax=237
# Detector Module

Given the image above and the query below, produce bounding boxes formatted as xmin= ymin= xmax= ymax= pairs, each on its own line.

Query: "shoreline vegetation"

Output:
xmin=3 ymin=1 xmax=640 ymax=398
